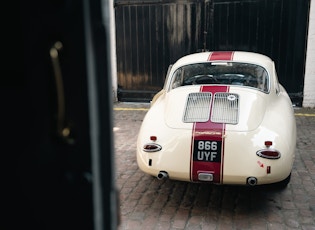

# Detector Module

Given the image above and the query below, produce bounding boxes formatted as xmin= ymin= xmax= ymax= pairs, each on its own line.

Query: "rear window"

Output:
xmin=170 ymin=62 xmax=269 ymax=93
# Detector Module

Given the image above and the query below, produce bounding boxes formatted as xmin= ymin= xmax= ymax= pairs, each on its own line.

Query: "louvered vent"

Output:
xmin=211 ymin=93 xmax=239 ymax=124
xmin=183 ymin=92 xmax=212 ymax=122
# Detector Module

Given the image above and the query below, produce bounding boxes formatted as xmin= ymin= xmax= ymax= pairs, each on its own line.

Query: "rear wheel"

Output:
xmin=273 ymin=173 xmax=291 ymax=189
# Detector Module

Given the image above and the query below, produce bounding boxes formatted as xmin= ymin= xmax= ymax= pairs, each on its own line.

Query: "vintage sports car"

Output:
xmin=136 ymin=51 xmax=296 ymax=188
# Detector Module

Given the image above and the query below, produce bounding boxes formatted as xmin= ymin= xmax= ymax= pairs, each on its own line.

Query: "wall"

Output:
xmin=303 ymin=0 xmax=315 ymax=108
xmin=108 ymin=0 xmax=118 ymax=102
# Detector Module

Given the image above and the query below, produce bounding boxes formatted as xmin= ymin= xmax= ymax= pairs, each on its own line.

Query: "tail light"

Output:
xmin=143 ymin=143 xmax=162 ymax=152
xmin=256 ymin=140 xmax=280 ymax=159
xmin=256 ymin=149 xmax=281 ymax=159
xmin=264 ymin=141 xmax=272 ymax=147
xmin=150 ymin=136 xmax=157 ymax=141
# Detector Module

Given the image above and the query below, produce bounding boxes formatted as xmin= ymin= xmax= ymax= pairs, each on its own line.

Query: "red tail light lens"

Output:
xmin=256 ymin=149 xmax=281 ymax=159
xmin=150 ymin=136 xmax=157 ymax=141
xmin=143 ymin=143 xmax=162 ymax=152
xmin=265 ymin=141 xmax=272 ymax=147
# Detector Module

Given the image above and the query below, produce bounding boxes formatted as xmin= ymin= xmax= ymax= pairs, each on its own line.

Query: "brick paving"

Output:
xmin=113 ymin=102 xmax=315 ymax=230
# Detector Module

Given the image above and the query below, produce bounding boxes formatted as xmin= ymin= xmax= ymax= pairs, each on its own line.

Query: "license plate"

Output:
xmin=193 ymin=140 xmax=222 ymax=162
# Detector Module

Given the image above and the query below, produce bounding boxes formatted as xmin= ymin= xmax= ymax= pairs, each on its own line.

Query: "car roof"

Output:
xmin=172 ymin=51 xmax=274 ymax=71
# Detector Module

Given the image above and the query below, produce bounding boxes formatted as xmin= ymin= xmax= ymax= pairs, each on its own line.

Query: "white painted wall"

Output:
xmin=104 ymin=0 xmax=118 ymax=102
xmin=303 ymin=0 xmax=315 ymax=108
xmin=109 ymin=1 xmax=118 ymax=102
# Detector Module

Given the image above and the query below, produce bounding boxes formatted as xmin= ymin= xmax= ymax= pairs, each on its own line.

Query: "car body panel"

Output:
xmin=137 ymin=51 xmax=296 ymax=186
xmin=164 ymin=86 xmax=267 ymax=132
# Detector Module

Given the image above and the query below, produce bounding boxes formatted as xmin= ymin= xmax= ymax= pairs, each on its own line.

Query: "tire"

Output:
xmin=273 ymin=173 xmax=291 ymax=189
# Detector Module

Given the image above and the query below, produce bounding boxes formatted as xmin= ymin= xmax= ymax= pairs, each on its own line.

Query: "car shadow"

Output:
xmin=143 ymin=176 xmax=288 ymax=215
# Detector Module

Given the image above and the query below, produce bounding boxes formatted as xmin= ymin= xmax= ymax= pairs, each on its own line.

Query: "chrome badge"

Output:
xmin=227 ymin=94 xmax=237 ymax=101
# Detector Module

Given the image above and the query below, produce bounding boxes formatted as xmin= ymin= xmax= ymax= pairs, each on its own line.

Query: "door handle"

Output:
xmin=50 ymin=41 xmax=74 ymax=144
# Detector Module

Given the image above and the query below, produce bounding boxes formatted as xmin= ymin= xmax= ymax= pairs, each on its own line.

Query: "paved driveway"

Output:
xmin=113 ymin=103 xmax=315 ymax=230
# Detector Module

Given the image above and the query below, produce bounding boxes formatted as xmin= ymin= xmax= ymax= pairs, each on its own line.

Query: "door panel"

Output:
xmin=1 ymin=1 xmax=117 ymax=229
xmin=115 ymin=0 xmax=204 ymax=101
xmin=208 ymin=0 xmax=309 ymax=106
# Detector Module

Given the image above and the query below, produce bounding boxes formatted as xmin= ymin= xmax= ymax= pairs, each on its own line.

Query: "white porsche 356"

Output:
xmin=136 ymin=51 xmax=296 ymax=188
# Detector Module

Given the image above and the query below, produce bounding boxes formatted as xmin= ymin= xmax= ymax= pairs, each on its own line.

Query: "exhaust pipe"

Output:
xmin=247 ymin=177 xmax=257 ymax=186
xmin=157 ymin=171 xmax=168 ymax=180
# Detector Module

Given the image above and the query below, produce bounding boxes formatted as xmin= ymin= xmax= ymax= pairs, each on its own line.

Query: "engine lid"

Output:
xmin=164 ymin=86 xmax=267 ymax=132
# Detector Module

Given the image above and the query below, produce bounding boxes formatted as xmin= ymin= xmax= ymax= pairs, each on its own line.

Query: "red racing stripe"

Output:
xmin=208 ymin=51 xmax=234 ymax=61
xmin=190 ymin=85 xmax=229 ymax=183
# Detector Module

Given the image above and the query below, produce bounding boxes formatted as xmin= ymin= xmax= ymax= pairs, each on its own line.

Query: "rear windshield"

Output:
xmin=170 ymin=62 xmax=269 ymax=93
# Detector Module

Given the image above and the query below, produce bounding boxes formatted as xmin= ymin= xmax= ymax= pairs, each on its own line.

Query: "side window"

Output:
xmin=255 ymin=68 xmax=269 ymax=92
xmin=163 ymin=64 xmax=173 ymax=89
xmin=274 ymin=72 xmax=280 ymax=94
xmin=171 ymin=68 xmax=183 ymax=89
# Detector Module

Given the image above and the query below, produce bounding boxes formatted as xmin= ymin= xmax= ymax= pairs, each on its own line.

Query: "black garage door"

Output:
xmin=115 ymin=0 xmax=310 ymax=105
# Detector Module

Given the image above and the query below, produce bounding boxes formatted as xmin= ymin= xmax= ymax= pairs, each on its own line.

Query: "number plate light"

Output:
xmin=198 ymin=173 xmax=213 ymax=181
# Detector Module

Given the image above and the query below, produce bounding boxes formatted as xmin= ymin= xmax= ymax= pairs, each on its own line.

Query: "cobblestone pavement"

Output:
xmin=113 ymin=102 xmax=315 ymax=230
